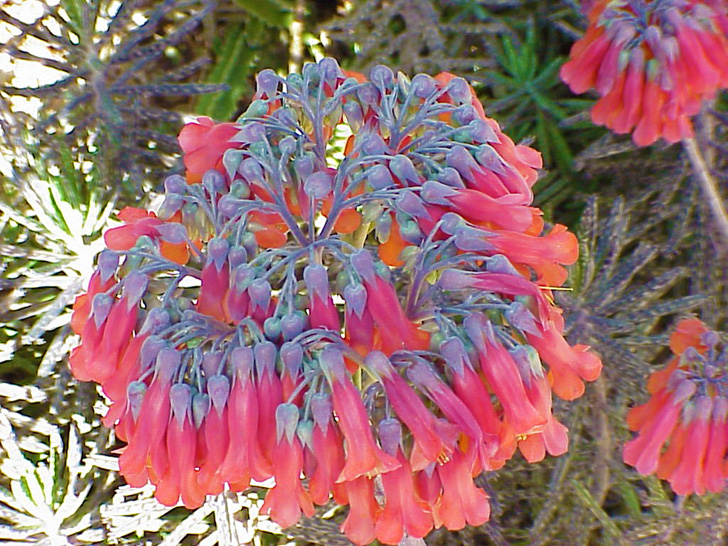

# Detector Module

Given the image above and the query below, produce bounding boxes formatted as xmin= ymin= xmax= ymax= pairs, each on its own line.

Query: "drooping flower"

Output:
xmin=561 ymin=0 xmax=728 ymax=146
xmin=70 ymin=58 xmax=601 ymax=544
xmin=624 ymin=318 xmax=728 ymax=495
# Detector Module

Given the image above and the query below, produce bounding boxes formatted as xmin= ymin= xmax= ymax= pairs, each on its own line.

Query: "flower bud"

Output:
xmin=170 ymin=383 xmax=192 ymax=428
xmin=256 ymin=68 xmax=279 ymax=96
xmin=207 ymin=375 xmax=231 ymax=416
xmin=276 ymin=403 xmax=300 ymax=444
xmin=367 ymin=164 xmax=395 ymax=190
xmin=127 ymin=381 xmax=147 ymax=421
xmin=304 ymin=171 xmax=333 ymax=199
xmin=164 ymin=174 xmax=188 ymax=194
xmin=411 ymin=73 xmax=436 ymax=98
xmin=370 ymin=64 xmax=394 ymax=88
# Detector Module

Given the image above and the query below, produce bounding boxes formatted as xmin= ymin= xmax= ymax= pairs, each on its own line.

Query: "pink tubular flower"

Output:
xmin=197 ymin=238 xmax=231 ymax=323
xmin=320 ymin=347 xmax=400 ymax=482
xmin=118 ymin=348 xmax=179 ymax=483
xmin=260 ymin=404 xmax=314 ymax=528
xmin=341 ymin=476 xmax=380 ymax=546
xmin=366 ymin=351 xmax=455 ymax=468
xmin=433 ymin=449 xmax=490 ymax=531
xmin=561 ymin=0 xmax=728 ymax=146
xmin=624 ymin=318 xmax=728 ymax=495
xmin=307 ymin=394 xmax=348 ymax=505
xmin=177 ymin=116 xmax=240 ymax=183
xmin=526 ymin=311 xmax=603 ymax=401
xmin=375 ymin=420 xmax=433 ymax=544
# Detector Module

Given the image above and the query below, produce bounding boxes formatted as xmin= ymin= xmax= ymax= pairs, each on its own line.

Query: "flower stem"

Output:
xmin=682 ymin=136 xmax=728 ymax=243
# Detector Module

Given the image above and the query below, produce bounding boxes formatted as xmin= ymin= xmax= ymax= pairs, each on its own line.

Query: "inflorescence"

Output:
xmin=624 ymin=318 xmax=728 ymax=496
xmin=561 ymin=0 xmax=728 ymax=146
xmin=70 ymin=58 xmax=602 ymax=545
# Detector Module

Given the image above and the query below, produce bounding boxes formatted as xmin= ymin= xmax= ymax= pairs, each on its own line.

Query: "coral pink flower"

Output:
xmin=320 ymin=347 xmax=400 ymax=482
xmin=307 ymin=394 xmax=348 ymax=505
xmin=375 ymin=420 xmax=433 ymax=544
xmin=104 ymin=207 xmax=191 ymax=265
xmin=341 ymin=476 xmax=380 ymax=546
xmin=433 ymin=450 xmax=490 ymax=530
xmin=118 ymin=348 xmax=180 ymax=481
xmin=260 ymin=404 xmax=314 ymax=527
xmin=666 ymin=396 xmax=713 ymax=495
xmin=526 ymin=311 xmax=603 ymax=401
xmin=625 ymin=318 xmax=728 ymax=495
xmin=366 ymin=351 xmax=455 ymax=469
xmin=197 ymin=238 xmax=231 ymax=323
xmin=177 ymin=116 xmax=240 ymax=183
xmin=467 ymin=316 xmax=546 ymax=435
xmin=490 ymin=224 xmax=578 ymax=286
xmin=351 ymin=250 xmax=430 ymax=354
xmin=704 ymin=397 xmax=728 ymax=493
xmin=561 ymin=0 xmax=728 ymax=146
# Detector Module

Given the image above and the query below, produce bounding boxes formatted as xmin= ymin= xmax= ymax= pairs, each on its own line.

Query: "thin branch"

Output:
xmin=682 ymin=136 xmax=728 ymax=244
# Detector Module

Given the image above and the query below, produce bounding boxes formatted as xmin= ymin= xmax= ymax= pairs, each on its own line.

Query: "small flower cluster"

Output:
xmin=624 ymin=318 xmax=728 ymax=495
xmin=561 ymin=0 xmax=728 ymax=146
xmin=70 ymin=58 xmax=602 ymax=544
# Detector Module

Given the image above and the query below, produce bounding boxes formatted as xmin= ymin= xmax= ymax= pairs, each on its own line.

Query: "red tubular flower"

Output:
xmin=320 ymin=348 xmax=400 ymax=482
xmin=261 ymin=404 xmax=314 ymax=528
xmin=467 ymin=316 xmax=546 ymax=436
xmin=433 ymin=449 xmax=490 ymax=531
xmin=69 ymin=293 xmax=113 ymax=381
xmin=177 ymin=116 xmax=240 ymax=183
xmin=219 ymin=348 xmax=271 ymax=487
xmin=104 ymin=207 xmax=191 ymax=265
xmin=561 ymin=0 xmax=728 ymax=146
xmin=625 ymin=318 xmax=728 ymax=495
xmin=526 ymin=311 xmax=603 ymax=401
xmin=307 ymin=394 xmax=348 ymax=505
xmin=341 ymin=476 xmax=380 ymax=546
xmin=623 ymin=378 xmax=696 ymax=475
xmin=195 ymin=374 xmax=231 ymax=495
xmin=490 ymin=224 xmax=578 ymax=287
xmin=89 ymin=272 xmax=147 ymax=384
xmin=666 ymin=396 xmax=713 ymax=495
xmin=155 ymin=384 xmax=207 ymax=508
xmin=304 ymin=264 xmax=341 ymax=331
xmin=375 ymin=420 xmax=433 ymax=544
xmin=254 ymin=343 xmax=284 ymax=464
xmin=704 ymin=397 xmax=728 ymax=493
xmin=408 ymin=361 xmax=492 ymax=470
xmin=366 ymin=351 xmax=455 ymax=469
xmin=351 ymin=249 xmax=430 ymax=353
xmin=118 ymin=348 xmax=180 ymax=481
xmin=197 ymin=238 xmax=231 ymax=323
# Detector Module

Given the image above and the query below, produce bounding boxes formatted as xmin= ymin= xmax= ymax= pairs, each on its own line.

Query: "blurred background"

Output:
xmin=0 ymin=0 xmax=726 ymax=544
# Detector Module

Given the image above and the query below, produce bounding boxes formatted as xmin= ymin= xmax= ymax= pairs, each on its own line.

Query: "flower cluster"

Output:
xmin=624 ymin=318 xmax=728 ymax=495
xmin=70 ymin=58 xmax=602 ymax=544
xmin=560 ymin=0 xmax=728 ymax=146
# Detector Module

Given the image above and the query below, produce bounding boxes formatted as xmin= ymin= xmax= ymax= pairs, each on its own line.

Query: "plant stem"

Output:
xmin=682 ymin=136 xmax=728 ymax=243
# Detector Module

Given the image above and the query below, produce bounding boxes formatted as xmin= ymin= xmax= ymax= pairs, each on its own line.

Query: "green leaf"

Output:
xmin=571 ymin=480 xmax=627 ymax=545
xmin=197 ymin=24 xmax=256 ymax=121
xmin=232 ymin=0 xmax=292 ymax=27
xmin=59 ymin=0 xmax=85 ymax=36
xmin=545 ymin=117 xmax=575 ymax=173
xmin=617 ymin=480 xmax=642 ymax=518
